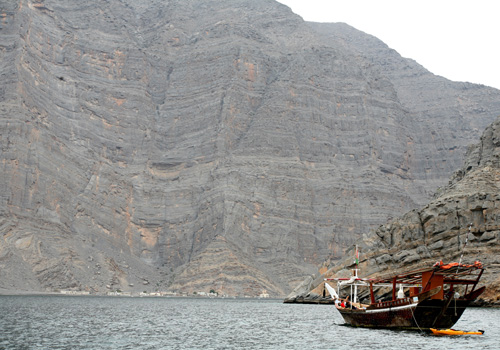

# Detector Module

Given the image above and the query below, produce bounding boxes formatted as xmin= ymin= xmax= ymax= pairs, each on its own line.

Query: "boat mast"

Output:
xmin=353 ymin=245 xmax=359 ymax=303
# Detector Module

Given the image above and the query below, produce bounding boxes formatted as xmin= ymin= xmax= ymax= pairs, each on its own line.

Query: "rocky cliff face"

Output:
xmin=1 ymin=0 xmax=500 ymax=297
xmin=288 ymin=116 xmax=500 ymax=304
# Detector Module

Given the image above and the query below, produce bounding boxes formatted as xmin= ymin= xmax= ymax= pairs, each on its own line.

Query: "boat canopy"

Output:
xmin=369 ymin=261 xmax=483 ymax=287
xmin=328 ymin=261 xmax=483 ymax=285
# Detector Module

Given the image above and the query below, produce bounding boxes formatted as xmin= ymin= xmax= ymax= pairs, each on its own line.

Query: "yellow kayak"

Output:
xmin=430 ymin=328 xmax=484 ymax=335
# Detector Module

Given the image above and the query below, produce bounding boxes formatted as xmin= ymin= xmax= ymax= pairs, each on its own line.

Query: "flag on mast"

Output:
xmin=355 ymin=245 xmax=359 ymax=266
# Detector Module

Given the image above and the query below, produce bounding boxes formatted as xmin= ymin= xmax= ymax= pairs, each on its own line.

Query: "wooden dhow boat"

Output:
xmin=325 ymin=258 xmax=485 ymax=330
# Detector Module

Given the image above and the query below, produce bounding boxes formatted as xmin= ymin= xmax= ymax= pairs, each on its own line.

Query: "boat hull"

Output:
xmin=337 ymin=298 xmax=473 ymax=330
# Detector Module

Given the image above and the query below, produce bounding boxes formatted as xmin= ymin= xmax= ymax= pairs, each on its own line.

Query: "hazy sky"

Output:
xmin=277 ymin=0 xmax=500 ymax=90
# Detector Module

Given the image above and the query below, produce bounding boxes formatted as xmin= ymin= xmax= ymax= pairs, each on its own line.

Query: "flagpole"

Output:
xmin=355 ymin=244 xmax=359 ymax=271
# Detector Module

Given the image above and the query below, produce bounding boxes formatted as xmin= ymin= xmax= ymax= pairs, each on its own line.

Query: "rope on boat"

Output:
xmin=454 ymin=294 xmax=457 ymax=316
xmin=410 ymin=304 xmax=424 ymax=333
xmin=453 ymin=223 xmax=472 ymax=318
xmin=457 ymin=223 xmax=472 ymax=272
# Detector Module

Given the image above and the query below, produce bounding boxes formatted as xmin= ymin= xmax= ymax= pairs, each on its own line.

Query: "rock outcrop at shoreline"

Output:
xmin=286 ymin=116 xmax=500 ymax=305
xmin=1 ymin=0 xmax=500 ymax=297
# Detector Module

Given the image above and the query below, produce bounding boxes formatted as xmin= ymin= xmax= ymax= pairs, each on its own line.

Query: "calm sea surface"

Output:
xmin=0 ymin=295 xmax=498 ymax=350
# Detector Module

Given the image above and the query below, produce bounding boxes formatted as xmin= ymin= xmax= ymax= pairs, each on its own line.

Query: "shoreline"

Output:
xmin=0 ymin=288 xmax=284 ymax=300
xmin=1 ymin=289 xmax=497 ymax=307
xmin=0 ymin=289 xmax=61 ymax=296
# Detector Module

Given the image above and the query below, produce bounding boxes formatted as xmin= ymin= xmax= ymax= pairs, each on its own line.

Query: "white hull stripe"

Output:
xmin=364 ymin=303 xmax=418 ymax=314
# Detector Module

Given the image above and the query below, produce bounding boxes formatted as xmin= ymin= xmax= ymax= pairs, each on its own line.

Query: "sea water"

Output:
xmin=0 ymin=295 xmax=498 ymax=350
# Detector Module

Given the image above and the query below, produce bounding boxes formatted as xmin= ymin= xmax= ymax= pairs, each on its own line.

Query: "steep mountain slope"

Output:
xmin=288 ymin=116 xmax=500 ymax=304
xmin=1 ymin=0 xmax=500 ymax=296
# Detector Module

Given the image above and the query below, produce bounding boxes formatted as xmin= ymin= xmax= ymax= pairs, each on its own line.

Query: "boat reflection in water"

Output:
xmin=325 ymin=261 xmax=485 ymax=331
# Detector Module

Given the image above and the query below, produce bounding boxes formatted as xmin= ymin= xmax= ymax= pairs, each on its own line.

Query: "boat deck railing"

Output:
xmin=372 ymin=297 xmax=415 ymax=309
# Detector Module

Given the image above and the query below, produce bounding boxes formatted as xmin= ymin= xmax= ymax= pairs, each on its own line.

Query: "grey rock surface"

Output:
xmin=1 ymin=0 xmax=500 ymax=296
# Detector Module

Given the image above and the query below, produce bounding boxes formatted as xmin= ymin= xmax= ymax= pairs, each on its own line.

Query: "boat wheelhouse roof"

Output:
xmin=328 ymin=261 xmax=484 ymax=287
xmin=370 ymin=261 xmax=484 ymax=286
